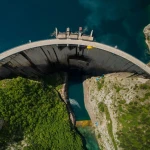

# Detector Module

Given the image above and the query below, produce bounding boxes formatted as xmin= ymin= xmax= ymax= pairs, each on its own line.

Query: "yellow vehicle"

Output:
xmin=87 ymin=45 xmax=94 ymax=50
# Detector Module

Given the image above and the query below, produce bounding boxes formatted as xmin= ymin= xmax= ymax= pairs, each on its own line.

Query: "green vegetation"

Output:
xmin=97 ymin=133 xmax=101 ymax=139
xmin=0 ymin=76 xmax=84 ymax=150
xmin=137 ymin=82 xmax=150 ymax=102
xmin=140 ymin=83 xmax=150 ymax=90
xmin=114 ymin=85 xmax=121 ymax=93
xmin=118 ymin=100 xmax=126 ymax=104
xmin=96 ymin=78 xmax=150 ymax=150
xmin=42 ymin=72 xmax=64 ymax=91
xmin=117 ymin=99 xmax=150 ymax=150
xmin=98 ymin=102 xmax=117 ymax=150
xmin=97 ymin=78 xmax=104 ymax=91
xmin=140 ymin=92 xmax=150 ymax=102
xmin=98 ymin=102 xmax=105 ymax=112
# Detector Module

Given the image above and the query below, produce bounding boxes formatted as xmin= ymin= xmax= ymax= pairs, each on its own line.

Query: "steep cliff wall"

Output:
xmin=84 ymin=72 xmax=150 ymax=150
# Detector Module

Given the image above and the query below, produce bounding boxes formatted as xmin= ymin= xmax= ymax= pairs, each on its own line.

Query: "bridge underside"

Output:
xmin=0 ymin=44 xmax=149 ymax=79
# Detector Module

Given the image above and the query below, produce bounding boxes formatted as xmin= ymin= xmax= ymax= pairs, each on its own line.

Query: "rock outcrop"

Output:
xmin=143 ymin=24 xmax=150 ymax=50
xmin=83 ymin=72 xmax=150 ymax=150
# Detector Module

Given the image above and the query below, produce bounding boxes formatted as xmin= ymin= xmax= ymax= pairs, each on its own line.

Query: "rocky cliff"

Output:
xmin=83 ymin=72 xmax=150 ymax=150
xmin=143 ymin=24 xmax=150 ymax=50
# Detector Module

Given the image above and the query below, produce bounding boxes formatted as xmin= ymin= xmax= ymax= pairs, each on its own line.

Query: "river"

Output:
xmin=68 ymin=71 xmax=90 ymax=121
xmin=68 ymin=71 xmax=100 ymax=150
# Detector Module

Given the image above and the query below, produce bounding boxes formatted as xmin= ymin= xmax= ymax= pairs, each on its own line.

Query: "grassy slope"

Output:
xmin=97 ymin=78 xmax=150 ymax=150
xmin=117 ymin=83 xmax=150 ymax=150
xmin=0 ymin=74 xmax=84 ymax=150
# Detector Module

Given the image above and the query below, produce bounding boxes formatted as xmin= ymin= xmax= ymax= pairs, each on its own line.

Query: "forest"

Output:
xmin=0 ymin=74 xmax=84 ymax=150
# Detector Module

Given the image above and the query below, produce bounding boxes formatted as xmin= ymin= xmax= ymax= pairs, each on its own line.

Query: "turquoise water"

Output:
xmin=68 ymin=71 xmax=90 ymax=121
xmin=68 ymin=71 xmax=99 ymax=150
xmin=78 ymin=127 xmax=100 ymax=150
xmin=0 ymin=1 xmax=150 ymax=63
xmin=80 ymin=0 xmax=150 ymax=62
xmin=0 ymin=0 xmax=88 ymax=52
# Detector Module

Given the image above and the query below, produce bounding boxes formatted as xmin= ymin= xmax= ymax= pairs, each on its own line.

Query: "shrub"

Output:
xmin=97 ymin=78 xmax=104 ymax=91
xmin=114 ymin=85 xmax=121 ymax=93
xmin=98 ymin=102 xmax=105 ymax=112
xmin=139 ymin=84 xmax=150 ymax=90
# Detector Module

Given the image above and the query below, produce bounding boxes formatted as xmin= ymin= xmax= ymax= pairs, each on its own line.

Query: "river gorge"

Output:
xmin=68 ymin=71 xmax=100 ymax=150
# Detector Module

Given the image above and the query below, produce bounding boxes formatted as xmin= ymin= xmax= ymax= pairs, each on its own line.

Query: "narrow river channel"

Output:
xmin=68 ymin=71 xmax=100 ymax=150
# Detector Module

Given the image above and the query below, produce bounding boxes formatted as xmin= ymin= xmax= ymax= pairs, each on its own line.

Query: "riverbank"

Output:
xmin=57 ymin=72 xmax=76 ymax=126
xmin=83 ymin=76 xmax=97 ymax=124
xmin=76 ymin=120 xmax=92 ymax=127
xmin=83 ymin=76 xmax=102 ymax=149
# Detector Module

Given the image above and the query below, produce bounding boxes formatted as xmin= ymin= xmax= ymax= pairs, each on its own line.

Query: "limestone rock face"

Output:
xmin=83 ymin=72 xmax=150 ymax=150
xmin=143 ymin=24 xmax=150 ymax=50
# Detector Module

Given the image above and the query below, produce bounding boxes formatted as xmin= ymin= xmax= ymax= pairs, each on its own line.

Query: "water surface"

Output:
xmin=68 ymin=71 xmax=90 ymax=121
xmin=0 ymin=1 xmax=150 ymax=63
xmin=68 ymin=71 xmax=99 ymax=150
xmin=78 ymin=127 xmax=100 ymax=150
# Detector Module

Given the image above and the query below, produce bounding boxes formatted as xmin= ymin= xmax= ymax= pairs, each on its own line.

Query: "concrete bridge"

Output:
xmin=0 ymin=39 xmax=150 ymax=78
